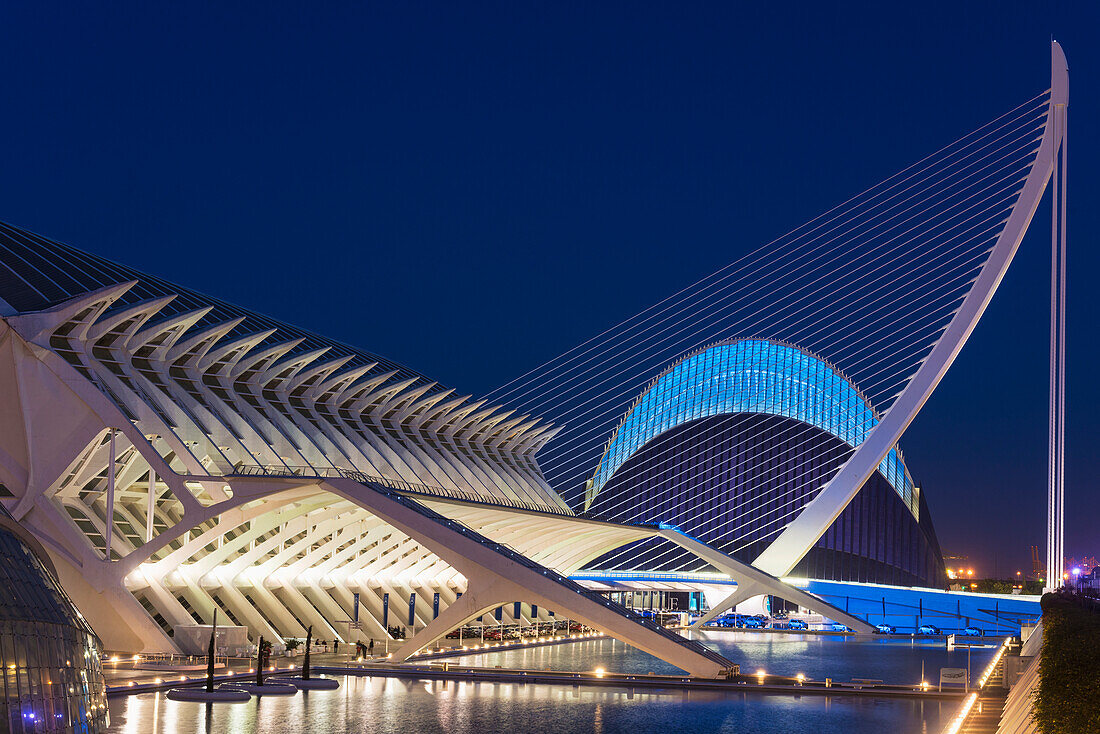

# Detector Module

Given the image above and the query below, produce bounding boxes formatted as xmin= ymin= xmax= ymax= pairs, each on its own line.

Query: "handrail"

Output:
xmin=228 ymin=464 xmax=576 ymax=516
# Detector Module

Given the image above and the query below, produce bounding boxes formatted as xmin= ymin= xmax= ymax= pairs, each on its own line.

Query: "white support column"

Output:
xmin=658 ymin=527 xmax=873 ymax=633
xmin=146 ymin=468 xmax=156 ymax=543
xmin=391 ymin=582 xmax=501 ymax=660
xmin=1046 ymin=86 xmax=1068 ymax=593
xmin=752 ymin=42 xmax=1070 ymax=579
xmin=105 ymin=429 xmax=116 ymax=561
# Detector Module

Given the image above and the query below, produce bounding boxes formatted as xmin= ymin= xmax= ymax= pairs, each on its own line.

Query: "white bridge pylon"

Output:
xmin=753 ymin=42 xmax=1069 ymax=580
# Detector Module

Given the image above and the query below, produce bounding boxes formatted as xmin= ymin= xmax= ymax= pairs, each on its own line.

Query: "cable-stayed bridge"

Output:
xmin=490 ymin=42 xmax=1069 ymax=599
xmin=0 ymin=43 xmax=1068 ymax=675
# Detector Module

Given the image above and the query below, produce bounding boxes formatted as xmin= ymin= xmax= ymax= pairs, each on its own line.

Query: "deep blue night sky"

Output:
xmin=0 ymin=2 xmax=1096 ymax=576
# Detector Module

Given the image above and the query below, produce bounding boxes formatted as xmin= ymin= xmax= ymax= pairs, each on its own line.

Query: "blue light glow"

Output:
xmin=589 ymin=339 xmax=917 ymax=514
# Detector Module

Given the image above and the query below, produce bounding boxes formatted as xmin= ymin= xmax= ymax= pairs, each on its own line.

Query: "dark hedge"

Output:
xmin=1035 ymin=592 xmax=1100 ymax=733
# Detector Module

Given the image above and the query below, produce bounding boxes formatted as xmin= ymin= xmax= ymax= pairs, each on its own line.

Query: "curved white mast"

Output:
xmin=1047 ymin=43 xmax=1069 ymax=592
xmin=753 ymin=42 xmax=1069 ymax=579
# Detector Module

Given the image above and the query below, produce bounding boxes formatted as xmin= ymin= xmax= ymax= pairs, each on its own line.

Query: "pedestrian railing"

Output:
xmin=229 ymin=464 xmax=574 ymax=516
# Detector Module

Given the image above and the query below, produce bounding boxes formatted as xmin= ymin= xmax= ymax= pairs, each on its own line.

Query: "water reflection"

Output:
xmin=109 ymin=634 xmax=984 ymax=733
xmin=446 ymin=631 xmax=995 ymax=684
xmin=110 ymin=674 xmax=957 ymax=734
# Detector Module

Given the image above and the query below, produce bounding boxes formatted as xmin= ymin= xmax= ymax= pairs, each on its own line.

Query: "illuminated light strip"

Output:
xmin=572 ymin=570 xmax=733 ymax=583
xmin=976 ymin=637 xmax=1010 ymax=689
xmin=941 ymin=637 xmax=1011 ymax=734
xmin=942 ymin=693 xmax=979 ymax=734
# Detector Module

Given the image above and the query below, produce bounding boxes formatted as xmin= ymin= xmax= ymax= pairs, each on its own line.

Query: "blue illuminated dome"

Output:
xmin=584 ymin=339 xmax=945 ymax=587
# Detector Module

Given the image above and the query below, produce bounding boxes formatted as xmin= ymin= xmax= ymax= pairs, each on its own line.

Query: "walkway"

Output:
xmin=955 ymin=644 xmax=1012 ymax=733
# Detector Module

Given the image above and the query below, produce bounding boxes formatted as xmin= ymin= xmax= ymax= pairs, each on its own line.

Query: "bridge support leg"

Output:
xmin=320 ymin=478 xmax=734 ymax=678
xmin=690 ymin=582 xmax=762 ymax=629
xmin=391 ymin=581 xmax=504 ymax=661
xmin=659 ymin=528 xmax=873 ymax=633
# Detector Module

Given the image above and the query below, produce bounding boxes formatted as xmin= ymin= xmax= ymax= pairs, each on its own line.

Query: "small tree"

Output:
xmin=284 ymin=638 xmax=301 ymax=655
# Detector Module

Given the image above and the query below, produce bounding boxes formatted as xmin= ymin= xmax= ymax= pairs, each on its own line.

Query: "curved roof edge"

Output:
xmin=586 ymin=337 xmax=917 ymax=515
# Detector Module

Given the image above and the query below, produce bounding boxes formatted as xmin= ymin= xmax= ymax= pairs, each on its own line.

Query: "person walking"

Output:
xmin=333 ymin=639 xmax=339 ymax=655
xmin=369 ymin=638 xmax=375 ymax=657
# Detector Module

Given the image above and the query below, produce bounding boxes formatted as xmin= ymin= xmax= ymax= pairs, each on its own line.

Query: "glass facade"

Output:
xmin=0 ymin=508 xmax=108 ymax=733
xmin=587 ymin=339 xmax=917 ymax=516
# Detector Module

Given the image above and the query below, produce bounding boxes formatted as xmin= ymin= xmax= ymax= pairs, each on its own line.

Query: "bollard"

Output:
xmin=206 ymin=610 xmax=218 ymax=693
xmin=303 ymin=625 xmax=312 ymax=680
xmin=256 ymin=636 xmax=264 ymax=687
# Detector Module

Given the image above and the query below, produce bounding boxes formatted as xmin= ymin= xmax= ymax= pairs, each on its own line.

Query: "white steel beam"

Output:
xmin=753 ymin=42 xmax=1069 ymax=578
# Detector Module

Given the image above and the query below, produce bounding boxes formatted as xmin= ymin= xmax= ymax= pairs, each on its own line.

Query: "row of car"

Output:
xmin=707 ymin=614 xmax=985 ymax=636
xmin=444 ymin=621 xmax=588 ymax=640
xmin=873 ymin=623 xmax=985 ymax=636
xmin=710 ymin=614 xmax=810 ymax=630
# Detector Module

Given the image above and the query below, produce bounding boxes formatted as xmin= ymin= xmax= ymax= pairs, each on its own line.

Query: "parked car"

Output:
xmin=742 ymin=618 xmax=765 ymax=629
xmin=829 ymin=623 xmax=851 ymax=632
xmin=961 ymin=626 xmax=984 ymax=637
xmin=713 ymin=615 xmax=736 ymax=628
xmin=873 ymin=623 xmax=896 ymax=634
xmin=788 ymin=619 xmax=809 ymax=631
xmin=918 ymin=624 xmax=941 ymax=635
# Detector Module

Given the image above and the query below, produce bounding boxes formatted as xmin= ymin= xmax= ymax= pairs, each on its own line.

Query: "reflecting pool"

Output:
xmin=446 ymin=630 xmax=996 ymax=683
xmin=109 ymin=675 xmax=961 ymax=734
xmin=108 ymin=634 xmax=989 ymax=733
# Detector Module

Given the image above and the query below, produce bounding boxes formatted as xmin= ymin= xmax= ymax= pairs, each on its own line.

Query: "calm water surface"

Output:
xmin=448 ymin=630 xmax=995 ymax=683
xmin=108 ymin=633 xmax=990 ymax=733
xmin=109 ymin=676 xmax=959 ymax=734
